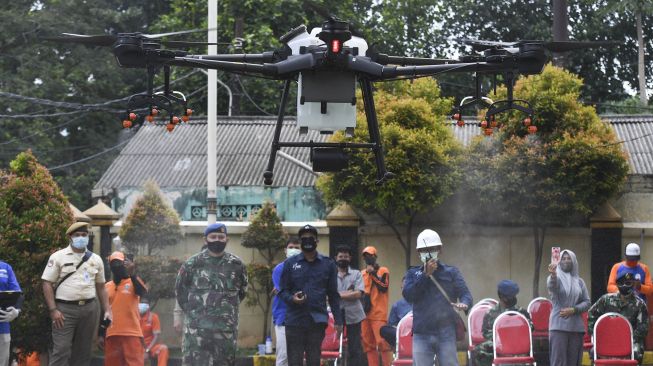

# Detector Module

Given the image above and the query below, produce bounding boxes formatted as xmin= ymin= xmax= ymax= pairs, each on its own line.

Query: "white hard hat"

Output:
xmin=416 ymin=229 xmax=442 ymax=250
xmin=626 ymin=243 xmax=641 ymax=257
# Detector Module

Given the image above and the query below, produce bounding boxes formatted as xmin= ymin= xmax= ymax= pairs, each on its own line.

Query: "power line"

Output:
xmin=235 ymin=76 xmax=275 ymax=116
xmin=0 ymin=113 xmax=87 ymax=145
xmin=0 ymin=70 xmax=202 ymax=119
xmin=47 ymin=136 xmax=134 ymax=171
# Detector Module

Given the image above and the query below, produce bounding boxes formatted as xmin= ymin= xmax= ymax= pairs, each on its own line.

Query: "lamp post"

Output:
xmin=84 ymin=199 xmax=121 ymax=281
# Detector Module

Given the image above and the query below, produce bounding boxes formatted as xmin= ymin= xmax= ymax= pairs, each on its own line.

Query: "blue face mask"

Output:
xmin=71 ymin=236 xmax=88 ymax=250
xmin=138 ymin=303 xmax=150 ymax=315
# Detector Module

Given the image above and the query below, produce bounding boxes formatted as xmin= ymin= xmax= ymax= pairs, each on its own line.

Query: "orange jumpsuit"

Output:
xmin=105 ymin=278 xmax=146 ymax=366
xmin=140 ymin=311 xmax=169 ymax=366
xmin=362 ymin=266 xmax=391 ymax=366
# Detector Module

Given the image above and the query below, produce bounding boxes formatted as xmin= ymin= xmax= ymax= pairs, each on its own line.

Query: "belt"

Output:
xmin=55 ymin=298 xmax=95 ymax=305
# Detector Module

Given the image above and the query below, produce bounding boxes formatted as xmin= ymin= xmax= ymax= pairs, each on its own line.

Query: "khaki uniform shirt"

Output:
xmin=41 ymin=246 xmax=105 ymax=301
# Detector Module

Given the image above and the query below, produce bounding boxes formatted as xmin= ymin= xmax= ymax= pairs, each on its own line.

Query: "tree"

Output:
xmin=463 ymin=65 xmax=630 ymax=297
xmin=0 ymin=150 xmax=74 ymax=355
xmin=119 ymin=180 xmax=182 ymax=255
xmin=134 ymin=256 xmax=183 ymax=310
xmin=317 ymin=78 xmax=462 ymax=269
xmin=602 ymin=0 xmax=653 ymax=105
xmin=240 ymin=201 xmax=287 ymax=341
xmin=0 ymin=0 xmax=170 ymax=208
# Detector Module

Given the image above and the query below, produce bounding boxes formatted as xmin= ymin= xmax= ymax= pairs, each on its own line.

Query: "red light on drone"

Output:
xmin=331 ymin=39 xmax=341 ymax=53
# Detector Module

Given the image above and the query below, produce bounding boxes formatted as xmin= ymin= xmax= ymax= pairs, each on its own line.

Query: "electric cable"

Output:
xmin=234 ymin=76 xmax=275 ymax=116
xmin=0 ymin=113 xmax=87 ymax=145
xmin=47 ymin=136 xmax=134 ymax=171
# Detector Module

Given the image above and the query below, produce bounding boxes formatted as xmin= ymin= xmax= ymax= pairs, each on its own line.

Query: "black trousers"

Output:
xmin=347 ymin=321 xmax=365 ymax=366
xmin=286 ymin=323 xmax=327 ymax=366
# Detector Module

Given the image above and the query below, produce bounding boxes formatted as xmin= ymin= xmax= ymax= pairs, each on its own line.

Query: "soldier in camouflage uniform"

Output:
xmin=175 ymin=223 xmax=248 ymax=366
xmin=473 ymin=280 xmax=532 ymax=366
xmin=589 ymin=270 xmax=649 ymax=364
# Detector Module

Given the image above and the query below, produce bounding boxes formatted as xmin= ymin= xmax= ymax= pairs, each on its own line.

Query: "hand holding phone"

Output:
xmin=292 ymin=291 xmax=306 ymax=305
xmin=551 ymin=247 xmax=561 ymax=265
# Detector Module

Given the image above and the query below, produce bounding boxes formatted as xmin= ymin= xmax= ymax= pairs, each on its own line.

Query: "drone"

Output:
xmin=43 ymin=16 xmax=616 ymax=185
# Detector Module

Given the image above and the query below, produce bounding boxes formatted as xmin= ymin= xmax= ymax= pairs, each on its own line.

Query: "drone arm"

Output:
xmin=171 ymin=57 xmax=278 ymax=75
xmin=382 ymin=55 xmax=455 ymax=66
xmin=186 ymin=52 xmax=276 ymax=63
xmin=380 ymin=62 xmax=507 ymax=79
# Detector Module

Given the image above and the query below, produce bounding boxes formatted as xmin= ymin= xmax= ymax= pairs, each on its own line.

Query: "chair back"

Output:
xmin=475 ymin=298 xmax=499 ymax=308
xmin=468 ymin=304 xmax=492 ymax=347
xmin=593 ymin=312 xmax=634 ymax=360
xmin=493 ymin=311 xmax=533 ymax=358
xmin=527 ymin=297 xmax=552 ymax=334
xmin=395 ymin=312 xmax=413 ymax=359
xmin=321 ymin=312 xmax=340 ymax=352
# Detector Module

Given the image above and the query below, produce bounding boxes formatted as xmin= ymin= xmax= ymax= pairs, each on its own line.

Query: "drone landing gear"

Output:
xmin=263 ymin=79 xmax=394 ymax=186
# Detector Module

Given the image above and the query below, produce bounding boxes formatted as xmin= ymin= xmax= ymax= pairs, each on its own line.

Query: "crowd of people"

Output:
xmin=0 ymin=219 xmax=652 ymax=366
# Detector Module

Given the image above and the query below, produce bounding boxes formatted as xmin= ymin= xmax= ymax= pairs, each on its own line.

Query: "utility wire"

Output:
xmin=0 ymin=113 xmax=87 ymax=145
xmin=235 ymin=76 xmax=275 ymax=116
xmin=0 ymin=70 xmax=201 ymax=118
xmin=47 ymin=136 xmax=134 ymax=171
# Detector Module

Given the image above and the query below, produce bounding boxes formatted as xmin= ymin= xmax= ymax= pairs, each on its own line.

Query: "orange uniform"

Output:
xmin=140 ymin=311 xmax=169 ymax=366
xmin=105 ymin=278 xmax=145 ymax=366
xmin=362 ymin=266 xmax=391 ymax=366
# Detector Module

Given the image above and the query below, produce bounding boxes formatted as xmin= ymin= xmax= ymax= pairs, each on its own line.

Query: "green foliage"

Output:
xmin=134 ymin=256 xmax=183 ymax=310
xmin=119 ymin=180 xmax=182 ymax=255
xmin=464 ymin=65 xmax=629 ymax=296
xmin=0 ymin=151 xmax=74 ymax=354
xmin=240 ymin=201 xmax=287 ymax=340
xmin=241 ymin=201 xmax=288 ymax=263
xmin=0 ymin=0 xmax=171 ymax=208
xmin=318 ymin=78 xmax=461 ymax=268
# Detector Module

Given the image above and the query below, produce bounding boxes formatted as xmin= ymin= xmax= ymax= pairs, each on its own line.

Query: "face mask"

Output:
xmin=71 ymin=236 xmax=88 ymax=250
xmin=207 ymin=240 xmax=227 ymax=254
xmin=138 ymin=303 xmax=149 ymax=315
xmin=286 ymin=248 xmax=301 ymax=258
xmin=419 ymin=250 xmax=438 ymax=264
xmin=337 ymin=260 xmax=350 ymax=269
xmin=300 ymin=237 xmax=316 ymax=252
xmin=503 ymin=296 xmax=518 ymax=307
xmin=110 ymin=263 xmax=128 ymax=284
xmin=559 ymin=261 xmax=572 ymax=273
xmin=618 ymin=284 xmax=634 ymax=296
xmin=364 ymin=256 xmax=376 ymax=265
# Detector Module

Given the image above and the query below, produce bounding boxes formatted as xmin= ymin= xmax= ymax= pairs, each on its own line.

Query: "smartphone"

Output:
xmin=551 ymin=247 xmax=561 ymax=265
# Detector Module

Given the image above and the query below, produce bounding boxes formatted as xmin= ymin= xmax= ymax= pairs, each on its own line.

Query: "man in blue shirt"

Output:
xmin=271 ymin=237 xmax=301 ymax=366
xmin=403 ymin=229 xmax=472 ymax=366
xmin=0 ymin=260 xmax=23 ymax=366
xmin=278 ymin=225 xmax=343 ymax=366
xmin=380 ymin=277 xmax=412 ymax=348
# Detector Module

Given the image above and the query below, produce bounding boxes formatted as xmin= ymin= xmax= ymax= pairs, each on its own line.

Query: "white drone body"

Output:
xmin=286 ymin=27 xmax=368 ymax=134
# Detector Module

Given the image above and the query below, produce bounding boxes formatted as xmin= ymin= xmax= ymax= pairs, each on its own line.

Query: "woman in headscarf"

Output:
xmin=547 ymin=249 xmax=591 ymax=366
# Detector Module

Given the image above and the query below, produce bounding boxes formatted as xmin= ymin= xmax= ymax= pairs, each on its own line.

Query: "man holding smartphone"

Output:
xmin=278 ymin=225 xmax=343 ymax=366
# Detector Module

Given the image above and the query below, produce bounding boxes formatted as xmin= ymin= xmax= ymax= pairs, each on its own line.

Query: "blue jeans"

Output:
xmin=413 ymin=325 xmax=459 ymax=366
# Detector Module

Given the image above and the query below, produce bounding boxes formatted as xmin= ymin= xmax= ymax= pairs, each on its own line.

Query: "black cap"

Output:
xmin=298 ymin=224 xmax=318 ymax=237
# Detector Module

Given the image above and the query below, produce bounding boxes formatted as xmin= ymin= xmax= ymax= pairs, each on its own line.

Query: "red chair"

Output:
xmin=392 ymin=312 xmax=413 ymax=365
xmin=468 ymin=304 xmax=492 ymax=364
xmin=582 ymin=312 xmax=592 ymax=351
xmin=527 ymin=297 xmax=552 ymax=338
xmin=593 ymin=312 xmax=638 ymax=365
xmin=321 ymin=312 xmax=344 ymax=366
xmin=473 ymin=298 xmax=499 ymax=310
xmin=492 ymin=311 xmax=536 ymax=365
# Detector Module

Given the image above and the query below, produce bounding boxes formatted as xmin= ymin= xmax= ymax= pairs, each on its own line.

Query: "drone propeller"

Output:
xmin=41 ymin=28 xmax=227 ymax=48
xmin=455 ymin=38 xmax=620 ymax=52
